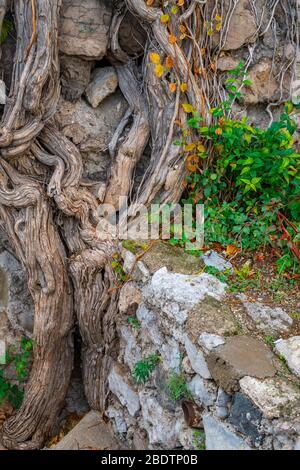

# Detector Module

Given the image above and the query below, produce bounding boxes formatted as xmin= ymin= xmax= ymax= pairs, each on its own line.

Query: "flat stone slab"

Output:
xmin=203 ymin=413 xmax=251 ymax=450
xmin=240 ymin=376 xmax=300 ymax=419
xmin=186 ymin=297 xmax=240 ymax=342
xmin=207 ymin=336 xmax=276 ymax=392
xmin=52 ymin=411 xmax=123 ymax=450
xmin=275 ymin=336 xmax=300 ymax=378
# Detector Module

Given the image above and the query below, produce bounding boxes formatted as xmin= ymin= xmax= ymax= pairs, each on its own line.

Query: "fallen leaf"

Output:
xmin=226 ymin=244 xmax=240 ymax=256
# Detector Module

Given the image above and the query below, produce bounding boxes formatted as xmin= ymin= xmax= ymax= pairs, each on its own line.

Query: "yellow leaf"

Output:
xmin=215 ymin=22 xmax=222 ymax=32
xmin=155 ymin=64 xmax=165 ymax=78
xmin=169 ymin=83 xmax=177 ymax=93
xmin=160 ymin=14 xmax=170 ymax=24
xmin=166 ymin=56 xmax=174 ymax=68
xmin=150 ymin=52 xmax=160 ymax=64
xmin=207 ymin=28 xmax=214 ymax=36
xmin=184 ymin=143 xmax=196 ymax=152
xmin=197 ymin=144 xmax=205 ymax=153
xmin=171 ymin=6 xmax=178 ymax=14
xmin=182 ymin=103 xmax=194 ymax=113
xmin=180 ymin=82 xmax=187 ymax=93
xmin=168 ymin=33 xmax=177 ymax=44
xmin=215 ymin=14 xmax=222 ymax=21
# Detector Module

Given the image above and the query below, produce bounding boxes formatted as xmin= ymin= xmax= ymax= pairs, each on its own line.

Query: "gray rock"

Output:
xmin=216 ymin=388 xmax=231 ymax=419
xmin=240 ymin=376 xmax=300 ymax=419
xmin=59 ymin=0 xmax=112 ymax=59
xmin=139 ymin=390 xmax=181 ymax=448
xmin=108 ymin=364 xmax=140 ymax=417
xmin=120 ymin=326 xmax=142 ymax=371
xmin=60 ymin=55 xmax=92 ymax=102
xmin=229 ymin=393 xmax=262 ymax=446
xmin=106 ymin=406 xmax=127 ymax=434
xmin=184 ymin=335 xmax=211 ymax=379
xmin=203 ymin=413 xmax=251 ymax=450
xmin=221 ymin=0 xmax=257 ymax=51
xmin=86 ymin=67 xmax=118 ymax=108
xmin=123 ymin=250 xmax=136 ymax=274
xmin=275 ymin=336 xmax=300 ymax=378
xmin=187 ymin=375 xmax=217 ymax=406
xmin=0 ymin=250 xmax=34 ymax=334
xmin=55 ymin=93 xmax=127 ymax=183
xmin=295 ymin=438 xmax=300 ymax=450
xmin=207 ymin=336 xmax=276 ymax=392
xmin=119 ymin=282 xmax=141 ymax=315
xmin=198 ymin=332 xmax=225 ymax=352
xmin=201 ymin=251 xmax=233 ymax=273
xmin=146 ymin=267 xmax=226 ymax=326
xmin=243 ymin=301 xmax=293 ymax=335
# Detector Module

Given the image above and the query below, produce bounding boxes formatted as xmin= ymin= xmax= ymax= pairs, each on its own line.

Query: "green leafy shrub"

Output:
xmin=132 ymin=354 xmax=161 ymax=384
xmin=0 ymin=337 xmax=33 ymax=409
xmin=179 ymin=63 xmax=300 ymax=272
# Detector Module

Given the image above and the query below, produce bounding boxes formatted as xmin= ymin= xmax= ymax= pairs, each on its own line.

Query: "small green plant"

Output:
xmin=165 ymin=372 xmax=192 ymax=402
xmin=192 ymin=430 xmax=206 ymax=451
xmin=127 ymin=316 xmax=141 ymax=330
xmin=122 ymin=240 xmax=148 ymax=255
xmin=0 ymin=337 xmax=33 ymax=409
xmin=111 ymin=253 xmax=128 ymax=282
xmin=132 ymin=353 xmax=161 ymax=384
xmin=264 ymin=335 xmax=275 ymax=349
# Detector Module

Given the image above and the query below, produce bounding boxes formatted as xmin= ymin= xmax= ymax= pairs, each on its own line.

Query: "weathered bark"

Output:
xmin=0 ymin=0 xmax=297 ymax=449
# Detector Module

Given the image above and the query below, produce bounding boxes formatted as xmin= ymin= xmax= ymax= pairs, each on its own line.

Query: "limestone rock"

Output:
xmin=106 ymin=406 xmax=128 ymax=435
xmin=216 ymin=388 xmax=231 ymax=420
xmin=242 ymin=60 xmax=279 ymax=104
xmin=240 ymin=376 xmax=300 ymax=419
xmin=217 ymin=55 xmax=240 ymax=71
xmin=55 ymin=93 xmax=127 ymax=182
xmin=198 ymin=333 xmax=225 ymax=352
xmin=86 ymin=67 xmax=118 ymax=108
xmin=203 ymin=413 xmax=251 ymax=450
xmin=229 ymin=393 xmax=263 ymax=446
xmin=108 ymin=364 xmax=140 ymax=417
xmin=187 ymin=375 xmax=217 ymax=406
xmin=120 ymin=326 xmax=142 ymax=371
xmin=243 ymin=301 xmax=293 ymax=335
xmin=184 ymin=335 xmax=211 ymax=379
xmin=186 ymin=297 xmax=241 ymax=342
xmin=59 ymin=0 xmax=112 ymax=59
xmin=222 ymin=0 xmax=257 ymax=51
xmin=52 ymin=411 xmax=122 ymax=450
xmin=207 ymin=336 xmax=276 ymax=392
xmin=201 ymin=251 xmax=233 ymax=273
xmin=146 ymin=267 xmax=226 ymax=326
xmin=139 ymin=390 xmax=181 ymax=448
xmin=60 ymin=55 xmax=92 ymax=102
xmin=275 ymin=336 xmax=300 ymax=378
xmin=119 ymin=282 xmax=141 ymax=315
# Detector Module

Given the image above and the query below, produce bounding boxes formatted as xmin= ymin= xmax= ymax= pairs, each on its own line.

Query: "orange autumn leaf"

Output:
xmin=226 ymin=244 xmax=240 ymax=256
xmin=169 ymin=83 xmax=177 ymax=93
xmin=146 ymin=0 xmax=155 ymax=5
xmin=179 ymin=24 xmax=187 ymax=34
xmin=186 ymin=155 xmax=198 ymax=172
xmin=166 ymin=56 xmax=174 ymax=68
xmin=177 ymin=0 xmax=185 ymax=6
xmin=215 ymin=127 xmax=223 ymax=135
xmin=168 ymin=33 xmax=177 ymax=44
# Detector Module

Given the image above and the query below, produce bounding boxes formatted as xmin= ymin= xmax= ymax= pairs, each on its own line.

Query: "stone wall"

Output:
xmin=105 ymin=242 xmax=300 ymax=450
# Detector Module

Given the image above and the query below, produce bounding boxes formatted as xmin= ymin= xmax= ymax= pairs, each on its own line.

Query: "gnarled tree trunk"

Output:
xmin=0 ymin=0 xmax=296 ymax=449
